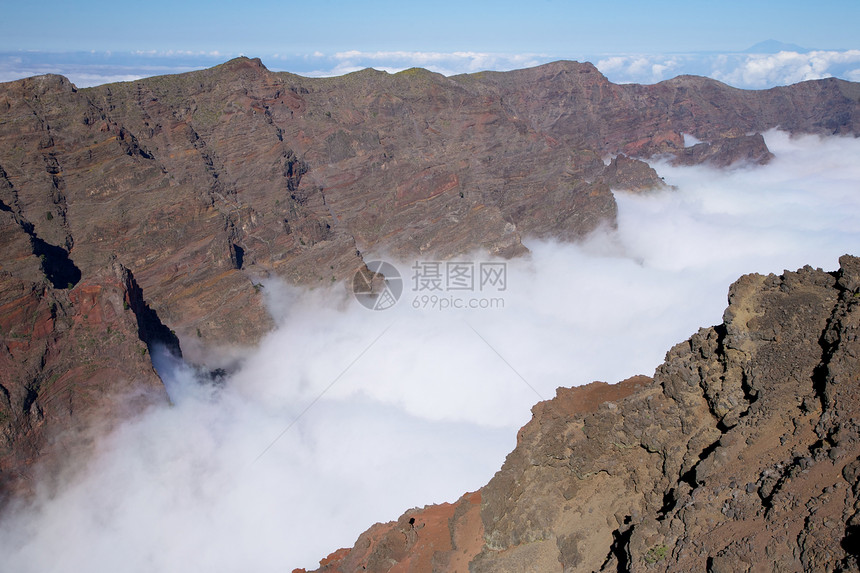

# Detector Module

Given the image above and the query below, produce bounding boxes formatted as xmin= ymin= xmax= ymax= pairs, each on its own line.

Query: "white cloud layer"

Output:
xmin=0 ymin=52 xmax=227 ymax=88
xmin=0 ymin=131 xmax=859 ymax=571
xmin=303 ymin=50 xmax=546 ymax=77
xmin=597 ymin=49 xmax=860 ymax=87
xmin=597 ymin=55 xmax=683 ymax=84
xmin=711 ymin=49 xmax=860 ymax=88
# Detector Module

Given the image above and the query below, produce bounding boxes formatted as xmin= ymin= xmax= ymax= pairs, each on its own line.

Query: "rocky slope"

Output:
xmin=305 ymin=255 xmax=860 ymax=572
xmin=0 ymin=58 xmax=858 ymax=505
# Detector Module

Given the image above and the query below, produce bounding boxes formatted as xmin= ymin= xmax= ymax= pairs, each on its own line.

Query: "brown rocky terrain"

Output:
xmin=304 ymin=255 xmax=860 ymax=572
xmin=0 ymin=58 xmax=858 ymax=518
xmin=2 ymin=58 xmax=858 ymax=349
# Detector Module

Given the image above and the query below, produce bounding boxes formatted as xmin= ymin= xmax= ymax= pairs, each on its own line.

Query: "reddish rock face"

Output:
xmin=306 ymin=490 xmax=484 ymax=573
xmin=0 ymin=263 xmax=168 ymax=501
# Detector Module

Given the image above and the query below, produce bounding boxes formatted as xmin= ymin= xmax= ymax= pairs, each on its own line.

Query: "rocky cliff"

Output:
xmin=0 ymin=58 xmax=858 ymax=509
xmin=1 ymin=58 xmax=858 ymax=350
xmin=305 ymin=255 xmax=860 ymax=572
xmin=0 ymin=258 xmax=169 ymax=499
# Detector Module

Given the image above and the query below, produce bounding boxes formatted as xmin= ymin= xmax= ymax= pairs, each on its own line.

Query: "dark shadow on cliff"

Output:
xmin=30 ymin=235 xmax=81 ymax=289
xmin=121 ymin=267 xmax=182 ymax=357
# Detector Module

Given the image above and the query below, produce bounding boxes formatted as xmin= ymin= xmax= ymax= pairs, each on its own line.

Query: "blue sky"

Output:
xmin=1 ymin=0 xmax=859 ymax=86
xmin=4 ymin=0 xmax=858 ymax=53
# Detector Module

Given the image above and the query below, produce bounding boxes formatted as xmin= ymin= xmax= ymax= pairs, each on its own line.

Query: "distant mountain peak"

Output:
xmin=744 ymin=39 xmax=810 ymax=54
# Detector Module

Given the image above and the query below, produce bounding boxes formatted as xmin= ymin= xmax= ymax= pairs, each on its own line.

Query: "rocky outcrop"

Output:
xmin=305 ymin=491 xmax=485 ymax=573
xmin=600 ymin=155 xmax=671 ymax=192
xmin=672 ymin=133 xmax=774 ymax=167
xmin=305 ymin=255 xmax=860 ymax=572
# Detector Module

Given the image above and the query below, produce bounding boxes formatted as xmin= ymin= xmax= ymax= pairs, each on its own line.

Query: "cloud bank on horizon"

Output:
xmin=2 ymin=45 xmax=860 ymax=89
xmin=597 ymin=48 xmax=860 ymax=87
xmin=1 ymin=130 xmax=859 ymax=572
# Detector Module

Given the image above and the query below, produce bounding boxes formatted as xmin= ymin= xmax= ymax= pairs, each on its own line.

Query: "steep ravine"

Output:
xmin=304 ymin=255 xmax=860 ymax=572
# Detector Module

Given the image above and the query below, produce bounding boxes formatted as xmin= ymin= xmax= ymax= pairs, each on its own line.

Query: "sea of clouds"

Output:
xmin=596 ymin=49 xmax=860 ymax=87
xmin=1 ymin=130 xmax=859 ymax=571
